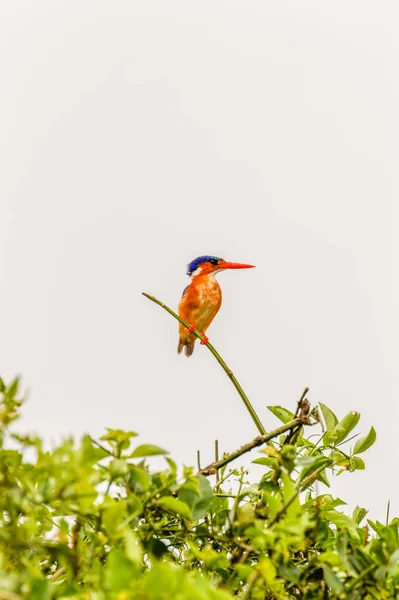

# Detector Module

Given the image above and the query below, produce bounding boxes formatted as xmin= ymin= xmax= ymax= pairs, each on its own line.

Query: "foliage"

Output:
xmin=0 ymin=375 xmax=397 ymax=599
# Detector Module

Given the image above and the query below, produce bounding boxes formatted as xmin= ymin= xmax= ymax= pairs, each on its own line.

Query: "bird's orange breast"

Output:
xmin=178 ymin=275 xmax=222 ymax=338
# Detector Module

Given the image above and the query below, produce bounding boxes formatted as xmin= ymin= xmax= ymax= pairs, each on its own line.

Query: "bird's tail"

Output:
xmin=177 ymin=338 xmax=195 ymax=357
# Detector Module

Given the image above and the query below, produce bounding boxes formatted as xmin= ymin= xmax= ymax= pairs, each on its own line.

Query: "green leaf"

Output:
xmin=253 ymin=457 xmax=278 ymax=468
xmin=80 ymin=434 xmax=109 ymax=465
xmin=297 ymin=455 xmax=324 ymax=468
xmin=267 ymin=405 xmax=294 ymax=424
xmin=299 ymin=456 xmax=333 ymax=482
xmin=127 ymin=495 xmax=143 ymax=519
xmin=317 ymin=551 xmax=342 ymax=567
xmin=179 ymin=476 xmax=213 ymax=520
xmin=234 ymin=564 xmax=254 ymax=583
xmin=210 ymin=495 xmax=229 ymax=527
xmin=367 ymin=519 xmax=384 ymax=535
xmin=259 ymin=480 xmax=279 ymax=493
xmin=349 ymin=456 xmax=365 ymax=471
xmin=31 ymin=577 xmax=52 ymax=600
xmin=316 ymin=469 xmax=331 ymax=487
xmin=259 ymin=557 xmax=277 ymax=584
xmin=278 ymin=563 xmax=302 ymax=584
xmin=158 ymin=496 xmax=192 ymax=520
xmin=147 ymin=537 xmax=169 ymax=558
xmin=327 ymin=411 xmax=361 ymax=445
xmin=164 ymin=456 xmax=177 ymax=474
xmin=353 ymin=506 xmax=368 ymax=525
xmin=180 ymin=478 xmax=201 ymax=496
xmin=109 ymin=459 xmax=129 ymax=478
xmin=102 ymin=500 xmax=128 ymax=537
xmin=129 ymin=465 xmax=150 ymax=491
xmin=100 ymin=428 xmax=138 ymax=442
xmin=6 ymin=376 xmax=20 ymax=400
xmin=105 ymin=548 xmax=136 ymax=590
xmin=144 ymin=563 xmax=178 ymax=596
xmin=324 ymin=509 xmax=358 ymax=534
xmin=319 ymin=402 xmax=338 ymax=430
xmin=123 ymin=528 xmax=142 ymax=563
xmin=353 ymin=427 xmax=377 ymax=455
xmin=322 ymin=565 xmax=344 ymax=593
xmin=280 ymin=472 xmax=301 ymax=517
xmin=130 ymin=444 xmax=168 ymax=458
xmin=263 ymin=492 xmax=282 ymax=518
xmin=62 ymin=480 xmax=98 ymax=512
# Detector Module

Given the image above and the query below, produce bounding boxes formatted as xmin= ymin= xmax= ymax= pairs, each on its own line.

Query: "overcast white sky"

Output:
xmin=1 ymin=1 xmax=398 ymax=520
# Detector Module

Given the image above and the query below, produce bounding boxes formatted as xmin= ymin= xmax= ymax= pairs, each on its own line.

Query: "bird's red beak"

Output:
xmin=219 ymin=261 xmax=255 ymax=269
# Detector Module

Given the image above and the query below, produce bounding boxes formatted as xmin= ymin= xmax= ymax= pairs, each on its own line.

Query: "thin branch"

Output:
xmin=386 ymin=499 xmax=391 ymax=526
xmin=240 ymin=571 xmax=260 ymax=600
xmin=284 ymin=389 xmax=310 ymax=446
xmin=198 ymin=417 xmax=313 ymax=476
xmin=142 ymin=292 xmax=266 ymax=435
xmin=51 ymin=567 xmax=66 ymax=581
xmin=294 ymin=387 xmax=310 ymax=418
xmin=215 ymin=440 xmax=220 ymax=490
xmin=88 ymin=436 xmax=114 ymax=457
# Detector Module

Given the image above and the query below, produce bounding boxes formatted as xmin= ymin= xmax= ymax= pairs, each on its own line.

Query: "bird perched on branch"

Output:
xmin=177 ymin=255 xmax=255 ymax=357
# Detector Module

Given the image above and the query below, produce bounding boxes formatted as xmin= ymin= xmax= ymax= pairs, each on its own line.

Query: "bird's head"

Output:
xmin=186 ymin=255 xmax=255 ymax=278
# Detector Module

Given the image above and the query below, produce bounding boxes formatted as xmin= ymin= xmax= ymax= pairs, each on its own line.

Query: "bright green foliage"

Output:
xmin=1 ymin=376 xmax=398 ymax=599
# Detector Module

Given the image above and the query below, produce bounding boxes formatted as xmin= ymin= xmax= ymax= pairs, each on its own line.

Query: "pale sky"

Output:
xmin=1 ymin=1 xmax=398 ymax=520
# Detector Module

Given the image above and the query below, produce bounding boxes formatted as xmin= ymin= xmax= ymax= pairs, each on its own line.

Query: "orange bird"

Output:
xmin=177 ymin=255 xmax=255 ymax=357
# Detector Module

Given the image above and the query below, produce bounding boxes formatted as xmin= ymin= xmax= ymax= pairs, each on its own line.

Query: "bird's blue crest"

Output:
xmin=186 ymin=255 xmax=220 ymax=276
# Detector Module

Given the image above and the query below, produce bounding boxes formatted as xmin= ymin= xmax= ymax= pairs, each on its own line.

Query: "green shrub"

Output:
xmin=1 ymin=375 xmax=397 ymax=599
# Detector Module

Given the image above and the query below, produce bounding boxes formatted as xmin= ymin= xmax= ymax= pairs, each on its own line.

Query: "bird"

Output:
xmin=177 ymin=255 xmax=255 ymax=357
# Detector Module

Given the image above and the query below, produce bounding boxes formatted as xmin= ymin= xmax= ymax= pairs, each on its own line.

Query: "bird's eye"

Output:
xmin=210 ymin=259 xmax=219 ymax=265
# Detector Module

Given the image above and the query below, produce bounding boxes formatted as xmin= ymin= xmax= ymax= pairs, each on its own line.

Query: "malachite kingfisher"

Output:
xmin=177 ymin=255 xmax=255 ymax=357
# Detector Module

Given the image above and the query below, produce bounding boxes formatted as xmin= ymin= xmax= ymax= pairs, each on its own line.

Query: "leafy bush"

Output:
xmin=0 ymin=375 xmax=398 ymax=599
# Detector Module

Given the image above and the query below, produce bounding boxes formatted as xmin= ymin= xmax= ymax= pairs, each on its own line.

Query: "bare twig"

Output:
xmin=198 ymin=417 xmax=314 ymax=476
xmin=89 ymin=436 xmax=115 ymax=457
xmin=294 ymin=387 xmax=310 ymax=418
xmin=51 ymin=567 xmax=66 ymax=581
xmin=284 ymin=388 xmax=310 ymax=446
xmin=142 ymin=292 xmax=266 ymax=435
xmin=215 ymin=440 xmax=220 ymax=490
xmin=386 ymin=499 xmax=391 ymax=526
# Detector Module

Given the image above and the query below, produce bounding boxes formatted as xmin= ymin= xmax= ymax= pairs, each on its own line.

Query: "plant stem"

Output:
xmin=198 ymin=417 xmax=311 ymax=476
xmin=142 ymin=292 xmax=266 ymax=435
xmin=240 ymin=571 xmax=259 ymax=600
xmin=215 ymin=439 xmax=220 ymax=490
xmin=294 ymin=387 xmax=310 ymax=418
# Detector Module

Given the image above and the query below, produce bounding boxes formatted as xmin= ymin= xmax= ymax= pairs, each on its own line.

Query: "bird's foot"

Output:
xmin=200 ymin=335 xmax=209 ymax=345
xmin=186 ymin=324 xmax=196 ymax=334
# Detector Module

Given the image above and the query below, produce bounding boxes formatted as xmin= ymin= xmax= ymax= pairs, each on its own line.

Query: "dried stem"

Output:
xmin=198 ymin=417 xmax=313 ymax=476
xmin=215 ymin=439 xmax=220 ymax=490
xmin=284 ymin=387 xmax=310 ymax=446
